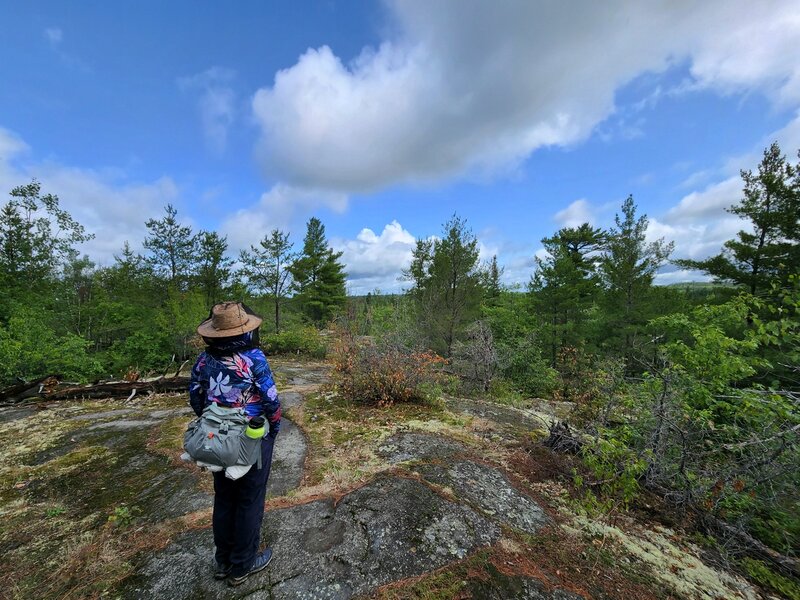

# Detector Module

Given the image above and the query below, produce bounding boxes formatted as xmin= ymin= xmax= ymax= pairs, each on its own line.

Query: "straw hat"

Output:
xmin=197 ymin=302 xmax=263 ymax=338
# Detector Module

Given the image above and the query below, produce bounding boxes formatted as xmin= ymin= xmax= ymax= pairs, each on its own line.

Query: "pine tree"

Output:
xmin=530 ymin=223 xmax=604 ymax=365
xmin=143 ymin=204 xmax=196 ymax=289
xmin=405 ymin=214 xmax=483 ymax=356
xmin=239 ymin=229 xmax=296 ymax=332
xmin=195 ymin=231 xmax=233 ymax=307
xmin=676 ymin=142 xmax=799 ymax=295
xmin=290 ymin=218 xmax=347 ymax=326
xmin=599 ymin=195 xmax=672 ymax=363
xmin=486 ymin=255 xmax=503 ymax=302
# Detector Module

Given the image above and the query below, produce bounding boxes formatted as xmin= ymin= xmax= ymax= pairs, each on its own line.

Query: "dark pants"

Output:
xmin=212 ymin=434 xmax=276 ymax=576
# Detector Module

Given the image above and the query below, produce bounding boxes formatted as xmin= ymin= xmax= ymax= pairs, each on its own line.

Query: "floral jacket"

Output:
xmin=189 ymin=337 xmax=281 ymax=435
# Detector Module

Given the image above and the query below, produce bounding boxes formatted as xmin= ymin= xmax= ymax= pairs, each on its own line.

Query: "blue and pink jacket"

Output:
xmin=189 ymin=333 xmax=281 ymax=435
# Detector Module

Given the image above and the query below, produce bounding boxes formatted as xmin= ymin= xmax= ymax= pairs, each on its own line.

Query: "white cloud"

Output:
xmin=251 ymin=0 xmax=800 ymax=193
xmin=554 ymin=199 xmax=594 ymax=228
xmin=219 ymin=184 xmax=348 ymax=253
xmin=654 ymin=268 xmax=710 ymax=285
xmin=333 ymin=220 xmax=417 ymax=294
xmin=178 ymin=67 xmax=236 ymax=154
xmin=44 ymin=27 xmax=62 ymax=46
xmin=0 ymin=128 xmax=30 ymax=161
xmin=664 ymin=177 xmax=740 ymax=224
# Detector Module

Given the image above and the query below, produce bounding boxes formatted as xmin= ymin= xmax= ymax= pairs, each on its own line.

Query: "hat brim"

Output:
xmin=196 ymin=314 xmax=263 ymax=338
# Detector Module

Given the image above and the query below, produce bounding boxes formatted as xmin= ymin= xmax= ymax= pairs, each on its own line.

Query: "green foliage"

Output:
xmin=107 ymin=504 xmax=141 ymax=528
xmin=676 ymin=142 xmax=800 ymax=295
xmin=404 ymin=214 xmax=484 ymax=356
xmin=143 ymin=203 xmax=196 ymax=289
xmin=741 ymin=558 xmax=800 ymax=600
xmin=0 ymin=303 xmax=102 ymax=383
xmin=195 ymin=231 xmax=233 ymax=306
xmin=482 ymin=291 xmax=557 ymax=397
xmin=580 ymin=427 xmax=648 ymax=508
xmin=598 ymin=195 xmax=672 ymax=363
xmin=262 ymin=326 xmax=327 ymax=358
xmin=530 ymin=223 xmax=604 ymax=365
xmin=239 ymin=228 xmax=296 ymax=332
xmin=0 ymin=180 xmax=93 ymax=315
xmin=290 ymin=217 xmax=347 ymax=326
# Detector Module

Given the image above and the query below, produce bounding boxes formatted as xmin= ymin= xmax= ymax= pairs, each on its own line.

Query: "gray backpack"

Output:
xmin=183 ymin=403 xmax=262 ymax=469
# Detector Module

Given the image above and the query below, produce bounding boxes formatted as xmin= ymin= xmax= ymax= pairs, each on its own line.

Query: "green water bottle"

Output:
xmin=246 ymin=415 xmax=266 ymax=439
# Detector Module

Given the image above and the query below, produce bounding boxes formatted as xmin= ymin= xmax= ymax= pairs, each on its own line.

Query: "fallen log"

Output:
xmin=0 ymin=375 xmax=61 ymax=403
xmin=45 ymin=376 xmax=190 ymax=401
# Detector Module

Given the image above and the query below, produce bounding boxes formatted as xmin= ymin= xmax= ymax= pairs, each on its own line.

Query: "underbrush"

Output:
xmin=262 ymin=326 xmax=327 ymax=358
xmin=330 ymin=331 xmax=447 ymax=406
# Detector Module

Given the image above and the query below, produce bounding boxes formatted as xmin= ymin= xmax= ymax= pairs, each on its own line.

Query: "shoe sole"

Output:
xmin=227 ymin=553 xmax=272 ymax=587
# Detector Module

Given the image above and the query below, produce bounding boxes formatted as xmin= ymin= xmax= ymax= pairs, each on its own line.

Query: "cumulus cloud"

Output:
xmin=178 ymin=67 xmax=236 ymax=154
xmin=0 ymin=128 xmax=180 ymax=264
xmin=220 ymin=184 xmax=348 ymax=253
xmin=554 ymin=199 xmax=595 ymax=228
xmin=332 ymin=220 xmax=417 ymax=294
xmin=251 ymin=0 xmax=800 ymax=193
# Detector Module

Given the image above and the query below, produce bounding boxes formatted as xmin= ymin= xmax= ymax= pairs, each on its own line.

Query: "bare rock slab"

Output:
xmin=280 ymin=391 xmax=303 ymax=409
xmin=266 ymin=475 xmax=500 ymax=599
xmin=416 ymin=460 xmax=550 ymax=535
xmin=123 ymin=475 xmax=499 ymax=599
xmin=267 ymin=418 xmax=306 ymax=498
xmin=377 ymin=431 xmax=471 ymax=464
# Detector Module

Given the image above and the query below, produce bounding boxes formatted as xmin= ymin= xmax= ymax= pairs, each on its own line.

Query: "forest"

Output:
xmin=1 ymin=142 xmax=798 ymax=595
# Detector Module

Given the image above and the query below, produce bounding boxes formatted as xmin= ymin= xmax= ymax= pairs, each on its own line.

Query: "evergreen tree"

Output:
xmin=676 ymin=142 xmax=799 ymax=295
xmin=143 ymin=204 xmax=196 ymax=289
xmin=405 ymin=215 xmax=483 ymax=356
xmin=195 ymin=231 xmax=233 ymax=307
xmin=530 ymin=223 xmax=604 ymax=365
xmin=290 ymin=218 xmax=347 ymax=326
xmin=599 ymin=195 xmax=673 ymax=363
xmin=486 ymin=255 xmax=503 ymax=302
xmin=239 ymin=229 xmax=296 ymax=332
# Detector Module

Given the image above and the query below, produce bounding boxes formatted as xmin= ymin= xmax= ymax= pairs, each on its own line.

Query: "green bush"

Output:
xmin=741 ymin=558 xmax=800 ymax=600
xmin=263 ymin=326 xmax=327 ymax=358
xmin=0 ymin=304 xmax=103 ymax=384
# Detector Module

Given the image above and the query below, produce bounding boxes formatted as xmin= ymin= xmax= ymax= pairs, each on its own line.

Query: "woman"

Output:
xmin=189 ymin=301 xmax=281 ymax=587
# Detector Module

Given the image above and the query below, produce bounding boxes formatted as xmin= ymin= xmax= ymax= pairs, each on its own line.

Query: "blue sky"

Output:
xmin=1 ymin=1 xmax=799 ymax=293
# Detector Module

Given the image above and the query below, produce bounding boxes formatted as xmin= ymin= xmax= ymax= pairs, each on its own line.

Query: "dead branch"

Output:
xmin=44 ymin=377 xmax=190 ymax=401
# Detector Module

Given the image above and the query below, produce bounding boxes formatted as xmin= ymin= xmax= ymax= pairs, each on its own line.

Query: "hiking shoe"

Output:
xmin=228 ymin=549 xmax=273 ymax=587
xmin=213 ymin=562 xmax=233 ymax=580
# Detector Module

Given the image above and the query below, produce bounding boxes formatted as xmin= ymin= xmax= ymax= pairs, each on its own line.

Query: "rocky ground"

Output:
xmin=0 ymin=359 xmax=773 ymax=599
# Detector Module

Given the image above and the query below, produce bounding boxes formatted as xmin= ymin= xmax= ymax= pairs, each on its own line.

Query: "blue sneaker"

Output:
xmin=228 ymin=548 xmax=273 ymax=587
xmin=213 ymin=562 xmax=232 ymax=580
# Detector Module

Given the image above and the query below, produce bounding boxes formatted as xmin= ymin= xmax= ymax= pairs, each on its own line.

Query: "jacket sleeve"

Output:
xmin=189 ymin=353 xmax=208 ymax=417
xmin=252 ymin=350 xmax=281 ymax=434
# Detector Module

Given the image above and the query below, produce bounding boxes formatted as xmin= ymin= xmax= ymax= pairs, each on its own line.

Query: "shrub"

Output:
xmin=262 ymin=326 xmax=327 ymax=358
xmin=330 ymin=331 xmax=446 ymax=406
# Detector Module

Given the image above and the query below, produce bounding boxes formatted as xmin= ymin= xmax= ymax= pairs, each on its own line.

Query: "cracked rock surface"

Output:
xmin=122 ymin=475 xmax=500 ymax=599
xmin=377 ymin=431 xmax=471 ymax=464
xmin=416 ymin=460 xmax=551 ymax=535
